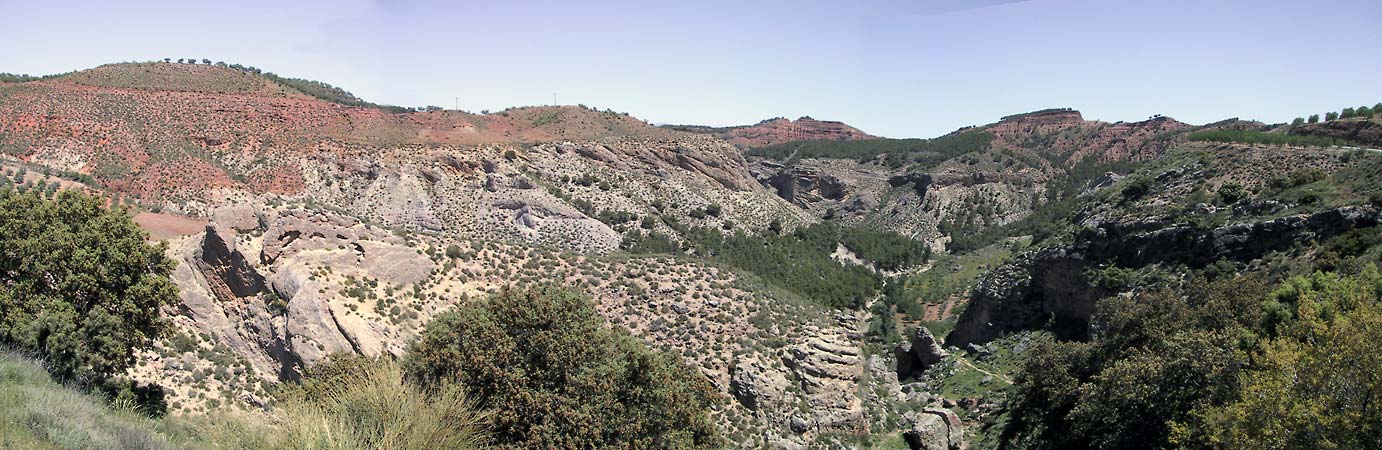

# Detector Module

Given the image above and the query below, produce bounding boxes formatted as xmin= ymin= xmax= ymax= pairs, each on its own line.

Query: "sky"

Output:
xmin=1 ymin=0 xmax=1380 ymax=138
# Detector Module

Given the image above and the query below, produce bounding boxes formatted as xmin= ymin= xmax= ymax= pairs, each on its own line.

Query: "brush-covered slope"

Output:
xmin=0 ymin=62 xmax=803 ymax=253
xmin=744 ymin=108 xmax=1195 ymax=254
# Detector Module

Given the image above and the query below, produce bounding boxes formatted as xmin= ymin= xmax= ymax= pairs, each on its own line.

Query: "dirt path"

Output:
xmin=954 ymin=356 xmax=1012 ymax=385
xmin=134 ymin=212 xmax=207 ymax=241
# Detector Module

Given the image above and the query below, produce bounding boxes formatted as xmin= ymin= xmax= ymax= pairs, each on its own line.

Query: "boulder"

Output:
xmin=903 ymin=408 xmax=965 ymax=450
xmin=897 ymin=326 xmax=949 ymax=378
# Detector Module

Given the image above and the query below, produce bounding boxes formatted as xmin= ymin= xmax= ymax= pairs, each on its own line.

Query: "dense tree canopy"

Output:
xmin=1005 ymin=267 xmax=1382 ymax=450
xmin=682 ymin=223 xmax=883 ymax=309
xmin=0 ymin=190 xmax=178 ymax=383
xmin=1195 ymin=269 xmax=1382 ymax=450
xmin=1005 ymin=276 xmax=1268 ymax=450
xmin=403 ymin=285 xmax=722 ymax=450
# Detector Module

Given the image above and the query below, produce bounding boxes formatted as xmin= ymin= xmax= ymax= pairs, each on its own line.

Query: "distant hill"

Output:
xmin=662 ymin=116 xmax=876 ymax=148
xmin=0 ymin=62 xmax=689 ymax=201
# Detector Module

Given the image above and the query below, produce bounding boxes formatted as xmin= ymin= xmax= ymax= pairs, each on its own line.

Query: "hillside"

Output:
xmin=2 ymin=61 xmax=1380 ymax=450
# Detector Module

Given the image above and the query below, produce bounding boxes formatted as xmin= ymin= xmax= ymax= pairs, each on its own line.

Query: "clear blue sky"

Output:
xmin=2 ymin=0 xmax=1380 ymax=138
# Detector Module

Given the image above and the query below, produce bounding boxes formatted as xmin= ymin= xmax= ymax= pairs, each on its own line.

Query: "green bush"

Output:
xmin=404 ymin=286 xmax=722 ymax=449
xmin=0 ymin=190 xmax=178 ymax=383
xmin=1217 ymin=182 xmax=1247 ymax=204
xmin=620 ymin=230 xmax=680 ymax=254
xmin=1005 ymin=268 xmax=1382 ymax=450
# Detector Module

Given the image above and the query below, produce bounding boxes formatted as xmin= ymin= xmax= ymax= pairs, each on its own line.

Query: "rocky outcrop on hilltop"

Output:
xmin=947 ymin=205 xmax=1382 ymax=347
xmin=727 ymin=116 xmax=876 ymax=148
xmin=987 ymin=109 xmax=1189 ymax=163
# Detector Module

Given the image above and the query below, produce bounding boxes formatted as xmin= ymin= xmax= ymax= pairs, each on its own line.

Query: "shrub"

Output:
xmin=1217 ymin=182 xmax=1247 ymax=204
xmin=0 ymin=190 xmax=178 ymax=383
xmin=404 ymin=286 xmax=721 ymax=449
xmin=1005 ymin=277 xmax=1268 ymax=450
xmin=1121 ymin=177 xmax=1152 ymax=201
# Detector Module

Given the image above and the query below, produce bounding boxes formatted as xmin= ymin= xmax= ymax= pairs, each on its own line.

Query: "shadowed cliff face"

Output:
xmin=198 ymin=223 xmax=266 ymax=298
xmin=946 ymin=205 xmax=1382 ymax=348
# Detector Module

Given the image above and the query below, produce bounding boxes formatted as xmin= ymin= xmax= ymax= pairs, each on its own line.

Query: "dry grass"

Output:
xmin=0 ymin=351 xmax=177 ymax=449
xmin=1 ymin=352 xmax=485 ymax=450
xmin=271 ymin=361 xmax=487 ymax=450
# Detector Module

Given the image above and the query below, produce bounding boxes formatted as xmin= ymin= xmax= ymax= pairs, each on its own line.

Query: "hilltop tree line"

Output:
xmin=1291 ymin=102 xmax=1382 ymax=126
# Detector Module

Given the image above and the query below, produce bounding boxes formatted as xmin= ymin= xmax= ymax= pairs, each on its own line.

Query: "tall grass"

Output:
xmin=178 ymin=359 xmax=486 ymax=450
xmin=0 ymin=351 xmax=177 ymax=449
xmin=272 ymin=361 xmax=487 ymax=450
xmin=1 ymin=352 xmax=487 ymax=450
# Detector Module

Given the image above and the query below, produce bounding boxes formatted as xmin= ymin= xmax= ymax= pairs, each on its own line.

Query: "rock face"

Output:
xmin=947 ymin=205 xmax=1382 ymax=348
xmin=730 ymin=360 xmax=787 ymax=412
xmin=767 ymin=166 xmax=847 ymax=205
xmin=1075 ymin=205 xmax=1382 ymax=269
xmin=198 ymin=223 xmax=266 ymax=298
xmin=945 ymin=249 xmax=1099 ymax=347
xmin=781 ymin=314 xmax=867 ymax=435
xmin=170 ymin=227 xmax=290 ymax=381
xmin=903 ymin=408 xmax=966 ymax=450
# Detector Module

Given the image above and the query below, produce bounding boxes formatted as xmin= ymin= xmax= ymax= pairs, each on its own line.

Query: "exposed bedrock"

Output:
xmin=766 ymin=166 xmax=847 ymax=205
